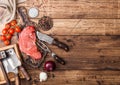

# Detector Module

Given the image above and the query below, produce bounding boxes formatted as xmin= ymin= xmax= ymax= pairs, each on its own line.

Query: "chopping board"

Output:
xmin=0 ymin=44 xmax=25 ymax=84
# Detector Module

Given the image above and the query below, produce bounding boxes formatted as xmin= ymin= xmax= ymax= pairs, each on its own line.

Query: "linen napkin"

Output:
xmin=0 ymin=0 xmax=26 ymax=34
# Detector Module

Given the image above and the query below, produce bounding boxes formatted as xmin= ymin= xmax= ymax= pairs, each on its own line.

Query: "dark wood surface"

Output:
xmin=0 ymin=0 xmax=120 ymax=85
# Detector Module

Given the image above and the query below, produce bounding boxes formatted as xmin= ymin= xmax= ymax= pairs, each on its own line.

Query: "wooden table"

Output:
xmin=1 ymin=0 xmax=120 ymax=85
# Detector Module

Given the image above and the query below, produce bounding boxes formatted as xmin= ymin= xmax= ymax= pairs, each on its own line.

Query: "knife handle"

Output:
xmin=52 ymin=53 xmax=65 ymax=65
xmin=19 ymin=66 xmax=31 ymax=80
xmin=52 ymin=39 xmax=69 ymax=52
xmin=15 ymin=74 xmax=20 ymax=85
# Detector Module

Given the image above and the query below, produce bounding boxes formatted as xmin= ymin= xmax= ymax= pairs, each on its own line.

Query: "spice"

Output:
xmin=38 ymin=16 xmax=53 ymax=31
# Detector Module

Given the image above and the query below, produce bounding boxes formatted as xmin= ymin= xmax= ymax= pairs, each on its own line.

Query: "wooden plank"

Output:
xmin=53 ymin=35 xmax=120 ymax=49
xmin=19 ymin=0 xmax=120 ymax=19
xmin=52 ymin=35 xmax=120 ymax=70
xmin=20 ymin=70 xmax=120 ymax=85
xmin=0 ymin=0 xmax=119 ymax=85
xmin=30 ymin=19 xmax=120 ymax=35
xmin=17 ymin=1 xmax=120 ymax=36
xmin=24 ymin=49 xmax=120 ymax=70
xmin=0 ymin=35 xmax=120 ymax=70
xmin=22 ymin=35 xmax=120 ymax=70
xmin=2 ymin=19 xmax=119 ymax=36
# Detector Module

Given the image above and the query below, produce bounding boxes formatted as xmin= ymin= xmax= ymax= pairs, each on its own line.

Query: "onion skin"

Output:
xmin=44 ymin=61 xmax=56 ymax=71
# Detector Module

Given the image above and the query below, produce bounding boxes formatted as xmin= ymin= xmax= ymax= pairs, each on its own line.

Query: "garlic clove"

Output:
xmin=39 ymin=72 xmax=48 ymax=82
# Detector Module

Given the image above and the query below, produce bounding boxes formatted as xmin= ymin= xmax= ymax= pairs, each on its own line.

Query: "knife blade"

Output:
xmin=36 ymin=31 xmax=69 ymax=52
xmin=0 ymin=54 xmax=11 ymax=85
xmin=0 ymin=51 xmax=15 ymax=73
xmin=6 ymin=49 xmax=21 ymax=70
xmin=7 ymin=48 xmax=31 ymax=81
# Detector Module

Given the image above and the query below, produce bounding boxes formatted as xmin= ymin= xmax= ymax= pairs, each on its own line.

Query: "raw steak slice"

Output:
xmin=18 ymin=26 xmax=42 ymax=60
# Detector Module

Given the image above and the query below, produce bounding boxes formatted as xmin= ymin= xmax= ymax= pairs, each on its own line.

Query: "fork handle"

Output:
xmin=19 ymin=66 xmax=30 ymax=80
xmin=52 ymin=53 xmax=65 ymax=65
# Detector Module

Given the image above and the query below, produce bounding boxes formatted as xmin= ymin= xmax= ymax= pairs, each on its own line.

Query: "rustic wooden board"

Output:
xmin=16 ymin=18 xmax=120 ymax=36
xmin=21 ymin=35 xmax=120 ymax=70
xmin=19 ymin=0 xmax=120 ymax=19
xmin=20 ymin=70 xmax=120 ymax=85
xmin=1 ymin=18 xmax=119 ymax=36
xmin=1 ymin=0 xmax=120 ymax=85
xmin=31 ymin=19 xmax=120 ymax=35
xmin=20 ymin=35 xmax=120 ymax=85
xmin=16 ymin=0 xmax=120 ymax=36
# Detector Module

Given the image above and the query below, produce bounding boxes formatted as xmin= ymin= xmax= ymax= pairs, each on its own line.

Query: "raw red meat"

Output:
xmin=18 ymin=26 xmax=42 ymax=60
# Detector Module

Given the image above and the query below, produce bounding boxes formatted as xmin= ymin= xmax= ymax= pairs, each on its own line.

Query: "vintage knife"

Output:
xmin=8 ymin=48 xmax=30 ymax=81
xmin=0 ymin=54 xmax=11 ymax=85
xmin=36 ymin=31 xmax=69 ymax=52
xmin=36 ymin=41 xmax=65 ymax=65
xmin=1 ymin=49 xmax=21 ymax=85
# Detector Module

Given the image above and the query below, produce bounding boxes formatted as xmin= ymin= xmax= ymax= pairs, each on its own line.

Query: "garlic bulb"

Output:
xmin=39 ymin=72 xmax=48 ymax=82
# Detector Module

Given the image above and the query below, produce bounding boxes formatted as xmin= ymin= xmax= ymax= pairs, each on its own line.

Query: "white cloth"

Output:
xmin=0 ymin=0 xmax=26 ymax=24
xmin=0 ymin=0 xmax=26 ymax=34
xmin=17 ymin=0 xmax=26 ymax=3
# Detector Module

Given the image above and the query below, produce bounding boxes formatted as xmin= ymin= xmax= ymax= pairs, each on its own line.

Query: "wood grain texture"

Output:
xmin=17 ymin=0 xmax=120 ymax=36
xmin=22 ymin=36 xmax=120 ymax=70
xmin=34 ymin=19 xmax=120 ymax=35
xmin=20 ymin=36 xmax=120 ymax=85
xmin=20 ymin=70 xmax=120 ymax=85
xmin=0 ymin=0 xmax=120 ymax=85
xmin=19 ymin=0 xmax=120 ymax=19
xmin=19 ymin=18 xmax=120 ymax=35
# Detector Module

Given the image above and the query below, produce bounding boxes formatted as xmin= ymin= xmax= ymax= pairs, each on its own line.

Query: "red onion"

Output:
xmin=44 ymin=61 xmax=56 ymax=71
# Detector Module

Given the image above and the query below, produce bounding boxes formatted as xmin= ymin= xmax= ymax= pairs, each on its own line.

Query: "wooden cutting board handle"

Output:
xmin=15 ymin=74 xmax=20 ymax=85
xmin=19 ymin=66 xmax=30 ymax=80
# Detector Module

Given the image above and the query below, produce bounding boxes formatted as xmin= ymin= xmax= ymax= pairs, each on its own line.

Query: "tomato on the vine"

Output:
xmin=10 ymin=20 xmax=17 ymax=26
xmin=5 ymin=23 xmax=11 ymax=29
xmin=2 ymin=29 xmax=8 ymax=35
xmin=0 ymin=35 xmax=6 ymax=41
xmin=6 ymin=34 xmax=12 ymax=40
xmin=15 ymin=26 xmax=21 ymax=33
xmin=4 ymin=40 xmax=10 ymax=45
xmin=8 ymin=28 xmax=14 ymax=35
xmin=0 ymin=20 xmax=20 ymax=46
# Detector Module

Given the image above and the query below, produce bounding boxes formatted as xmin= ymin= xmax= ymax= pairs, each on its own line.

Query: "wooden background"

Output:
xmin=1 ymin=0 xmax=120 ymax=85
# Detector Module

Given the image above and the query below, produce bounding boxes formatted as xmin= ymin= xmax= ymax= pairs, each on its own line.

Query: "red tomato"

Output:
xmin=2 ymin=29 xmax=8 ymax=35
xmin=6 ymin=34 xmax=12 ymax=40
xmin=4 ymin=40 xmax=10 ymax=45
xmin=5 ymin=23 xmax=11 ymax=29
xmin=8 ymin=28 xmax=14 ymax=35
xmin=4 ymin=27 xmax=10 ymax=30
xmin=15 ymin=26 xmax=21 ymax=32
xmin=10 ymin=20 xmax=17 ymax=26
xmin=0 ymin=35 xmax=6 ymax=41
